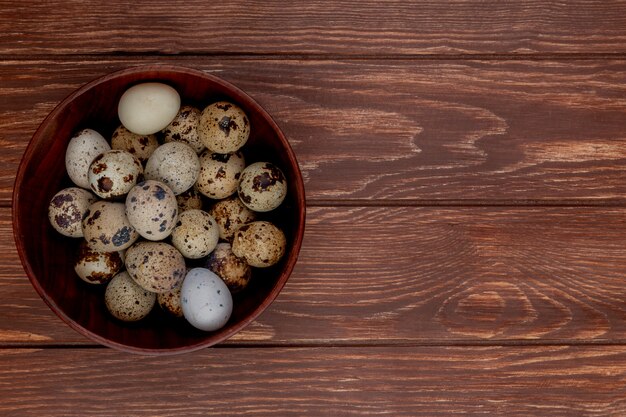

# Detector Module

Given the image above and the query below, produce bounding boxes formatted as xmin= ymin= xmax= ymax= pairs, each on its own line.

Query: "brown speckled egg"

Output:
xmin=74 ymin=241 xmax=123 ymax=285
xmin=105 ymin=271 xmax=156 ymax=322
xmin=125 ymin=180 xmax=178 ymax=240
xmin=88 ymin=149 xmax=143 ymax=199
xmin=48 ymin=187 xmax=97 ymax=238
xmin=171 ymin=209 xmax=219 ymax=259
xmin=144 ymin=142 xmax=200 ymax=195
xmin=65 ymin=128 xmax=111 ymax=189
xmin=82 ymin=201 xmax=139 ymax=252
xmin=125 ymin=241 xmax=186 ymax=293
xmin=162 ymin=106 xmax=205 ymax=154
xmin=232 ymin=221 xmax=286 ymax=268
xmin=198 ymin=101 xmax=250 ymax=153
xmin=176 ymin=188 xmax=203 ymax=213
xmin=196 ymin=151 xmax=245 ymax=199
xmin=206 ymin=242 xmax=251 ymax=293
xmin=111 ymin=125 xmax=159 ymax=164
xmin=238 ymin=162 xmax=287 ymax=212
xmin=157 ymin=284 xmax=183 ymax=318
xmin=208 ymin=196 xmax=256 ymax=241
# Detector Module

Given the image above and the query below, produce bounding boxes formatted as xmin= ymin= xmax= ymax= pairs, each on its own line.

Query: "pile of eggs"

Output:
xmin=47 ymin=82 xmax=288 ymax=332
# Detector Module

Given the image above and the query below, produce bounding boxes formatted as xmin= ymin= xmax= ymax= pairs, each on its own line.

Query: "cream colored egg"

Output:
xmin=171 ymin=209 xmax=219 ymax=259
xmin=111 ymin=125 xmax=159 ymax=164
xmin=82 ymin=201 xmax=139 ymax=252
xmin=125 ymin=241 xmax=186 ymax=293
xmin=196 ymin=151 xmax=245 ymax=199
xmin=105 ymin=271 xmax=156 ymax=322
xmin=238 ymin=162 xmax=287 ymax=212
xmin=162 ymin=106 xmax=205 ymax=154
xmin=125 ymin=180 xmax=178 ymax=240
xmin=48 ymin=187 xmax=97 ymax=238
xmin=206 ymin=242 xmax=251 ymax=293
xmin=74 ymin=241 xmax=124 ymax=285
xmin=232 ymin=221 xmax=286 ymax=268
xmin=88 ymin=150 xmax=142 ymax=199
xmin=157 ymin=284 xmax=183 ymax=318
xmin=198 ymin=101 xmax=250 ymax=153
xmin=118 ymin=82 xmax=181 ymax=135
xmin=144 ymin=142 xmax=200 ymax=195
xmin=65 ymin=128 xmax=110 ymax=189
xmin=207 ymin=196 xmax=256 ymax=241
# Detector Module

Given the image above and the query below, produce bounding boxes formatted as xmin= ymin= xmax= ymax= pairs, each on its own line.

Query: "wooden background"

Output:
xmin=2 ymin=1 xmax=626 ymax=415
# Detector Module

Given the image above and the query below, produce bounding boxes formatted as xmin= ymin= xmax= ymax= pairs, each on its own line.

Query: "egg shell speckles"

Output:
xmin=238 ymin=162 xmax=287 ymax=213
xmin=88 ymin=150 xmax=143 ymax=199
xmin=181 ymin=268 xmax=233 ymax=332
xmin=48 ymin=187 xmax=97 ymax=238
xmin=162 ymin=106 xmax=205 ymax=154
xmin=206 ymin=243 xmax=251 ymax=293
xmin=111 ymin=125 xmax=159 ymax=164
xmin=196 ymin=151 xmax=245 ymax=200
xmin=176 ymin=188 xmax=203 ymax=213
xmin=198 ymin=101 xmax=250 ymax=153
xmin=82 ymin=201 xmax=139 ymax=252
xmin=125 ymin=241 xmax=186 ymax=293
xmin=144 ymin=142 xmax=200 ymax=195
xmin=105 ymin=271 xmax=156 ymax=322
xmin=118 ymin=82 xmax=181 ymax=135
xmin=74 ymin=241 xmax=123 ymax=285
xmin=125 ymin=180 xmax=178 ymax=241
xmin=65 ymin=128 xmax=111 ymax=189
xmin=171 ymin=209 xmax=219 ymax=259
xmin=232 ymin=221 xmax=286 ymax=268
xmin=157 ymin=284 xmax=183 ymax=318
xmin=208 ymin=196 xmax=256 ymax=241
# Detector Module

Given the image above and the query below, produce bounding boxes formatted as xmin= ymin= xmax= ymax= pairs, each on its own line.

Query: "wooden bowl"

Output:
xmin=13 ymin=65 xmax=306 ymax=354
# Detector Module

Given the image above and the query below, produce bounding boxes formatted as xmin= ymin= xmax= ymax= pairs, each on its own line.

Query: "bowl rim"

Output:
xmin=12 ymin=64 xmax=306 ymax=355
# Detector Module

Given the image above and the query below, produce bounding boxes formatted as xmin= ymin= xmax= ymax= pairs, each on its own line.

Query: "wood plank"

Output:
xmin=3 ymin=205 xmax=626 ymax=345
xmin=0 ymin=346 xmax=624 ymax=416
xmin=2 ymin=1 xmax=626 ymax=56
xmin=3 ymin=58 xmax=626 ymax=204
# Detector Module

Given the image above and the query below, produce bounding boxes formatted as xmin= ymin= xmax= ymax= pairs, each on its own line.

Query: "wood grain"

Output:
xmin=0 ymin=346 xmax=624 ymax=416
xmin=3 ymin=58 xmax=626 ymax=204
xmin=3 ymin=205 xmax=626 ymax=345
xmin=2 ymin=1 xmax=626 ymax=56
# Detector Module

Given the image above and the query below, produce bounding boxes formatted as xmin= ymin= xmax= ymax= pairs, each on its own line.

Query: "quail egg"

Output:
xmin=162 ymin=106 xmax=205 ymax=154
xmin=171 ymin=209 xmax=219 ymax=259
xmin=207 ymin=196 xmax=256 ymax=241
xmin=48 ymin=187 xmax=97 ymax=238
xmin=157 ymin=284 xmax=183 ymax=318
xmin=125 ymin=180 xmax=178 ymax=240
xmin=176 ymin=188 xmax=203 ymax=213
xmin=196 ymin=151 xmax=245 ymax=199
xmin=82 ymin=201 xmax=139 ymax=252
xmin=238 ymin=162 xmax=287 ymax=212
xmin=144 ymin=142 xmax=200 ymax=195
xmin=198 ymin=101 xmax=250 ymax=153
xmin=88 ymin=149 xmax=142 ymax=199
xmin=206 ymin=242 xmax=251 ymax=293
xmin=65 ymin=128 xmax=111 ymax=189
xmin=181 ymin=268 xmax=233 ymax=331
xmin=105 ymin=271 xmax=156 ymax=322
xmin=232 ymin=221 xmax=286 ymax=268
xmin=74 ymin=241 xmax=124 ymax=285
xmin=125 ymin=241 xmax=186 ymax=293
xmin=111 ymin=125 xmax=159 ymax=164
xmin=118 ymin=82 xmax=181 ymax=135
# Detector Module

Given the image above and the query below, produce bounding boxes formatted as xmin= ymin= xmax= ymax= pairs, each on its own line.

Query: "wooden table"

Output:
xmin=2 ymin=1 xmax=626 ymax=415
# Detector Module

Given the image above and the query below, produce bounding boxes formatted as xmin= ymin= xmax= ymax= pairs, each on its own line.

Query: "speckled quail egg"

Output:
xmin=105 ymin=271 xmax=156 ymax=322
xmin=125 ymin=241 xmax=186 ymax=293
xmin=232 ymin=221 xmax=286 ymax=268
xmin=88 ymin=149 xmax=142 ymax=199
xmin=111 ymin=125 xmax=159 ymax=164
xmin=181 ymin=268 xmax=233 ymax=331
xmin=206 ymin=242 xmax=251 ymax=293
xmin=171 ymin=210 xmax=219 ymax=259
xmin=144 ymin=142 xmax=200 ymax=195
xmin=118 ymin=82 xmax=181 ymax=135
xmin=48 ymin=187 xmax=97 ymax=238
xmin=238 ymin=162 xmax=287 ymax=212
xmin=65 ymin=128 xmax=110 ymax=189
xmin=82 ymin=201 xmax=139 ymax=252
xmin=207 ymin=196 xmax=256 ymax=241
xmin=176 ymin=188 xmax=203 ymax=213
xmin=162 ymin=106 xmax=205 ymax=154
xmin=125 ymin=180 xmax=178 ymax=240
xmin=157 ymin=283 xmax=183 ymax=318
xmin=196 ymin=151 xmax=245 ymax=199
xmin=198 ymin=101 xmax=250 ymax=153
xmin=74 ymin=241 xmax=124 ymax=285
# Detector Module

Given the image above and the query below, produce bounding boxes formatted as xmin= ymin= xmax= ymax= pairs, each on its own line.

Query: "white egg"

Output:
xmin=65 ymin=129 xmax=110 ymax=189
xmin=118 ymin=83 xmax=181 ymax=135
xmin=181 ymin=268 xmax=233 ymax=331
